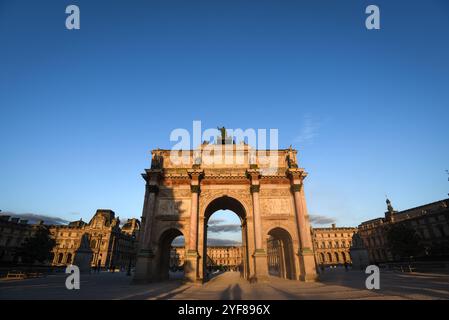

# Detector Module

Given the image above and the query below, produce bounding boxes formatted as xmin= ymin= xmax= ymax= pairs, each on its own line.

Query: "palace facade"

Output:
xmin=358 ymin=198 xmax=449 ymax=263
xmin=170 ymin=246 xmax=243 ymax=271
xmin=207 ymin=246 xmax=243 ymax=270
xmin=0 ymin=216 xmax=42 ymax=263
xmin=49 ymin=210 xmax=140 ymax=270
xmin=311 ymin=224 xmax=357 ymax=266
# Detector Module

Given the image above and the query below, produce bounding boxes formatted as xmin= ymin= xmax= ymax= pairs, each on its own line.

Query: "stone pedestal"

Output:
xmin=133 ymin=250 xmax=155 ymax=283
xmin=252 ymin=249 xmax=269 ymax=282
xmin=73 ymin=233 xmax=93 ymax=273
xmin=184 ymin=250 xmax=200 ymax=283
xmin=298 ymin=249 xmax=318 ymax=282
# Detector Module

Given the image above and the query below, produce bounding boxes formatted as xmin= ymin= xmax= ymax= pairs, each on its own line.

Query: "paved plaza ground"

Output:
xmin=1 ymin=269 xmax=448 ymax=300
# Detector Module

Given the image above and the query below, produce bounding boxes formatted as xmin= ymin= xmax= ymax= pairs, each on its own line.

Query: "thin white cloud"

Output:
xmin=294 ymin=115 xmax=321 ymax=145
xmin=207 ymin=238 xmax=242 ymax=246
xmin=208 ymin=224 xmax=241 ymax=233
xmin=309 ymin=213 xmax=337 ymax=226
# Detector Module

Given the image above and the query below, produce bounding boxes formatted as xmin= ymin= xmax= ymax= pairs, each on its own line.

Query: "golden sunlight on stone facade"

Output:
xmin=49 ymin=210 xmax=140 ymax=270
xmin=206 ymin=246 xmax=243 ymax=270
xmin=358 ymin=198 xmax=449 ymax=263
xmin=311 ymin=224 xmax=357 ymax=266
xmin=134 ymin=139 xmax=317 ymax=283
xmin=170 ymin=246 xmax=243 ymax=271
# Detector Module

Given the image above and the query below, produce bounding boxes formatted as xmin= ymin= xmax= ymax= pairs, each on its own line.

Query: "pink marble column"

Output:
xmin=140 ymin=169 xmax=161 ymax=252
xmin=247 ymin=168 xmax=268 ymax=281
xmin=292 ymin=184 xmax=313 ymax=251
xmin=188 ymin=185 xmax=200 ymax=251
xmin=288 ymin=168 xmax=317 ymax=281
xmin=142 ymin=188 xmax=158 ymax=249
xmin=251 ymin=185 xmax=263 ymax=250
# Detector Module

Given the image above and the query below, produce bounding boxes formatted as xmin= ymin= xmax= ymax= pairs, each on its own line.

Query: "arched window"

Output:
xmin=66 ymin=253 xmax=73 ymax=264
xmin=334 ymin=252 xmax=339 ymax=262
xmin=327 ymin=252 xmax=332 ymax=262
xmin=57 ymin=253 xmax=64 ymax=264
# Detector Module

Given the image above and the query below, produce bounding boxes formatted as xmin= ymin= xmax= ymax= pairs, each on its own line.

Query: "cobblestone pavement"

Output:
xmin=1 ymin=270 xmax=448 ymax=300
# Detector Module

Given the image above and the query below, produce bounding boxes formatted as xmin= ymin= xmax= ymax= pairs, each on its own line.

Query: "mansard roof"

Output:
xmin=89 ymin=209 xmax=116 ymax=227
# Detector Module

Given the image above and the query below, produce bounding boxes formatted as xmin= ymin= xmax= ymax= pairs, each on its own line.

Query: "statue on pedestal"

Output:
xmin=73 ymin=233 xmax=93 ymax=273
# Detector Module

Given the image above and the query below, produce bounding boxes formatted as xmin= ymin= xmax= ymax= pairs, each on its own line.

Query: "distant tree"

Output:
xmin=16 ymin=227 xmax=56 ymax=264
xmin=385 ymin=224 xmax=423 ymax=260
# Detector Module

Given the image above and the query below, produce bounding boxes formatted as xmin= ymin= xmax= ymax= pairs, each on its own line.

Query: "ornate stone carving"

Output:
xmin=199 ymin=189 xmax=252 ymax=214
xmin=156 ymin=199 xmax=190 ymax=216
xmin=135 ymin=145 xmax=317 ymax=283
xmin=151 ymin=151 xmax=163 ymax=169
xmin=260 ymin=198 xmax=291 ymax=215
xmin=158 ymin=188 xmax=191 ymax=198
xmin=259 ymin=188 xmax=290 ymax=198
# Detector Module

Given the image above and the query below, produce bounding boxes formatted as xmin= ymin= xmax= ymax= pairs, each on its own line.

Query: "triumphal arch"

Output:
xmin=133 ymin=132 xmax=317 ymax=283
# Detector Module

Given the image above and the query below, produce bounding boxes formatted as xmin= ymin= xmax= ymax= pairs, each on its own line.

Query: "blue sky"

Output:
xmin=1 ymin=1 xmax=449 ymax=243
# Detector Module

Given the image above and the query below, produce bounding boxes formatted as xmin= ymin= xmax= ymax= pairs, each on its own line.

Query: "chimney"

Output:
xmin=332 ymin=223 xmax=336 ymax=229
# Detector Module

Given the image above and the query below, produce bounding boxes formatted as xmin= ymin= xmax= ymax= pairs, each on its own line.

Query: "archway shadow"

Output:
xmin=219 ymin=284 xmax=243 ymax=300
xmin=232 ymin=284 xmax=242 ymax=300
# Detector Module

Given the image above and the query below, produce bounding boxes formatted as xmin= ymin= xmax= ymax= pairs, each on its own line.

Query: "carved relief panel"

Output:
xmin=156 ymin=198 xmax=191 ymax=216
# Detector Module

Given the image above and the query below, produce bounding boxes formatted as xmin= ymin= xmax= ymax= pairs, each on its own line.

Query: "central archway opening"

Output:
xmin=203 ymin=196 xmax=249 ymax=282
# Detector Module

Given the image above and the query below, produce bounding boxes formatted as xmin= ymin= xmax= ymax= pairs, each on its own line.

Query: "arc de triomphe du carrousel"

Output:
xmin=133 ymin=130 xmax=317 ymax=283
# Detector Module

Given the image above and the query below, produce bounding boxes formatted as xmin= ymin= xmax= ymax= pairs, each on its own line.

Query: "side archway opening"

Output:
xmin=267 ymin=227 xmax=296 ymax=280
xmin=157 ymin=228 xmax=184 ymax=281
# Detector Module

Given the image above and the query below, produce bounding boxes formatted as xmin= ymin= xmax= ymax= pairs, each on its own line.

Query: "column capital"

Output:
xmin=287 ymin=168 xmax=307 ymax=185
xmin=188 ymin=169 xmax=203 ymax=194
xmin=246 ymin=168 xmax=261 ymax=183
xmin=142 ymin=168 xmax=162 ymax=184
xmin=187 ymin=168 xmax=204 ymax=181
